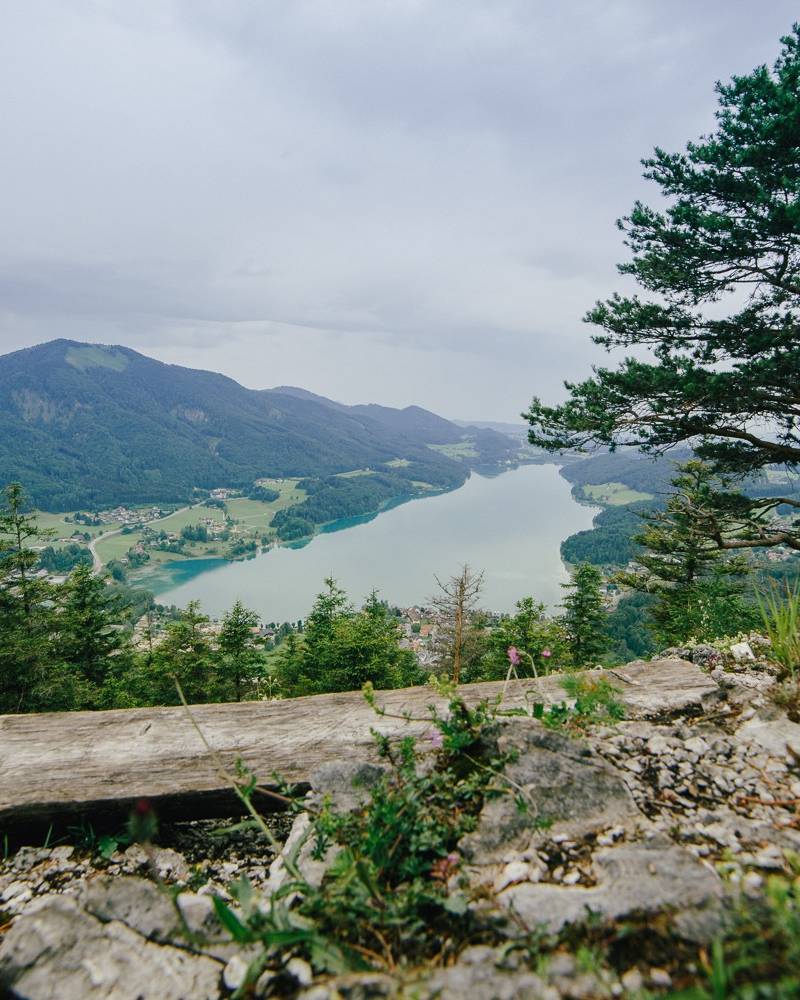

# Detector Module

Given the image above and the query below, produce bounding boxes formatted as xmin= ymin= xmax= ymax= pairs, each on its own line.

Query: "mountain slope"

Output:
xmin=0 ymin=341 xmax=518 ymax=510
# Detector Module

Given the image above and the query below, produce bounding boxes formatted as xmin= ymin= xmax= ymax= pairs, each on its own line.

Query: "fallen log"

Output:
xmin=0 ymin=659 xmax=716 ymax=834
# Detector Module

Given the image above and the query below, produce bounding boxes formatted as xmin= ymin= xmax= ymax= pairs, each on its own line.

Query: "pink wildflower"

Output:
xmin=426 ymin=728 xmax=444 ymax=749
xmin=507 ymin=646 xmax=521 ymax=666
xmin=541 ymin=648 xmax=552 ymax=658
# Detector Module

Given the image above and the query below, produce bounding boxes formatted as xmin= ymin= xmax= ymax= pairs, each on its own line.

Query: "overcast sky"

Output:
xmin=0 ymin=2 xmax=795 ymax=420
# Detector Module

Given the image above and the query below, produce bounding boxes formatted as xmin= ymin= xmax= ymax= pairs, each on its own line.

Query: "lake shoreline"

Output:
xmin=135 ymin=464 xmax=600 ymax=619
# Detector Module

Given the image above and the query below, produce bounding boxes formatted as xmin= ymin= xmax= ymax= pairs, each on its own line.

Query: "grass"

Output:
xmin=334 ymin=469 xmax=376 ymax=479
xmin=227 ymin=485 xmax=306 ymax=528
xmin=43 ymin=485 xmax=311 ymax=568
xmin=427 ymin=439 xmax=479 ymax=460
xmin=95 ymin=530 xmax=144 ymax=564
xmin=581 ymin=482 xmax=654 ymax=505
xmin=153 ymin=504 xmax=226 ymax=533
xmin=34 ymin=511 xmax=121 ymax=540
xmin=757 ymin=578 xmax=800 ymax=679
xmin=386 ymin=458 xmax=411 ymax=468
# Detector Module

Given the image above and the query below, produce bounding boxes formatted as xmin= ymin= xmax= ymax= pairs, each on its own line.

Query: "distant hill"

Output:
xmin=0 ymin=341 xmax=519 ymax=510
xmin=454 ymin=419 xmax=528 ymax=441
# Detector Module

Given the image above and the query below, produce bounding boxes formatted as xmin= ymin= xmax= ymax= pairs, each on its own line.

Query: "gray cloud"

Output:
xmin=0 ymin=1 xmax=796 ymax=418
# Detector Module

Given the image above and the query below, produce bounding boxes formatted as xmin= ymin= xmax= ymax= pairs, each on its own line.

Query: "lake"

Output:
xmin=138 ymin=463 xmax=599 ymax=621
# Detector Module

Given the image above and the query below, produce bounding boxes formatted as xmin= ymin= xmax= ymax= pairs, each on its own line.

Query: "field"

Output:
xmin=386 ymin=458 xmax=410 ymax=468
xmin=582 ymin=482 xmax=654 ymax=506
xmin=227 ymin=480 xmax=306 ymax=530
xmin=94 ymin=530 xmax=144 ymax=564
xmin=334 ymin=469 xmax=376 ymax=479
xmin=34 ymin=511 xmax=122 ymax=541
xmin=427 ymin=440 xmax=479 ymax=460
xmin=38 ymin=484 xmax=310 ymax=569
xmin=153 ymin=504 xmax=226 ymax=533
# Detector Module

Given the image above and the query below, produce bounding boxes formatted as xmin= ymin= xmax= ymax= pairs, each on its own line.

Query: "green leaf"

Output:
xmin=212 ymin=895 xmax=251 ymax=943
xmin=443 ymin=893 xmax=469 ymax=916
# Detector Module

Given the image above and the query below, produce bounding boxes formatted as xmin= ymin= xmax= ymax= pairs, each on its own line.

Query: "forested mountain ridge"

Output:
xmin=0 ymin=341 xmax=518 ymax=510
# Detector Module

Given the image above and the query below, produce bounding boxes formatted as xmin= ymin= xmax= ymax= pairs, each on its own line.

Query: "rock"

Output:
xmin=607 ymin=659 xmax=719 ymax=718
xmin=150 ymin=847 xmax=190 ymax=882
xmin=0 ymin=895 xmax=222 ymax=1000
xmin=621 ymin=968 xmax=644 ymax=992
xmin=176 ymin=892 xmax=217 ymax=936
xmin=80 ymin=876 xmax=182 ymax=944
xmin=287 ymin=956 xmax=314 ymax=986
xmin=461 ymin=721 xmax=640 ymax=862
xmin=494 ymin=861 xmax=531 ymax=892
xmin=649 ymin=967 xmax=672 ymax=988
xmin=730 ymin=642 xmax=756 ymax=663
xmin=223 ymin=953 xmax=250 ymax=990
xmin=496 ymin=843 xmax=723 ymax=940
xmin=309 ymin=760 xmax=385 ymax=812
xmin=738 ymin=716 xmax=800 ymax=759
xmin=646 ymin=734 xmax=671 ymax=755
xmin=299 ymin=972 xmax=398 ymax=997
xmin=418 ymin=961 xmax=555 ymax=999
xmin=267 ymin=812 xmax=333 ymax=895
xmin=684 ymin=736 xmax=710 ymax=755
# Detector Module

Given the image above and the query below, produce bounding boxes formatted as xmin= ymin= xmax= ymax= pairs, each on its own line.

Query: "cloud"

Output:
xmin=0 ymin=0 xmax=796 ymax=417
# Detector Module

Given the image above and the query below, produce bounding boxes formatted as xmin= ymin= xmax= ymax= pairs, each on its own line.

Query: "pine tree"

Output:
xmin=0 ymin=483 xmax=61 ymax=712
xmin=147 ymin=601 xmax=217 ymax=704
xmin=560 ymin=563 xmax=610 ymax=667
xmin=617 ymin=461 xmax=759 ymax=644
xmin=526 ymin=28 xmax=800 ymax=551
xmin=217 ymin=600 xmax=264 ymax=701
xmin=279 ymin=581 xmax=419 ymax=695
xmin=55 ymin=564 xmax=133 ymax=691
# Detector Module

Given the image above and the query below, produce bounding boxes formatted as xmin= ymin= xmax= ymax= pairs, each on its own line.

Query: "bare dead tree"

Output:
xmin=431 ymin=565 xmax=485 ymax=684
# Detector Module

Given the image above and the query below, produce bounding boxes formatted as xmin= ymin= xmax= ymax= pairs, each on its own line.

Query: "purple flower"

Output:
xmin=541 ymin=648 xmax=552 ymax=658
xmin=426 ymin=728 xmax=444 ymax=749
xmin=507 ymin=646 xmax=521 ymax=666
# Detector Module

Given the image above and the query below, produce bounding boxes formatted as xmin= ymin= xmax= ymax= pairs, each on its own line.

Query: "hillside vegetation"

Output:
xmin=0 ymin=341 xmax=518 ymax=510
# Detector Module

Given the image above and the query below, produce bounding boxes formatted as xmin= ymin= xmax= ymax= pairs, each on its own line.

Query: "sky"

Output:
xmin=0 ymin=1 xmax=796 ymax=421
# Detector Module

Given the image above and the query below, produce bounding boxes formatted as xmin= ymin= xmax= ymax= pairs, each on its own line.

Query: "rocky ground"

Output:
xmin=2 ymin=643 xmax=800 ymax=999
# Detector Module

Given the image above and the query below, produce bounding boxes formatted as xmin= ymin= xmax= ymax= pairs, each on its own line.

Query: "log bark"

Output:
xmin=0 ymin=659 xmax=715 ymax=832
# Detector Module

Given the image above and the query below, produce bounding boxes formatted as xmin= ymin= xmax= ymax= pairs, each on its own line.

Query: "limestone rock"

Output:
xmin=267 ymin=812 xmax=331 ymax=896
xmin=496 ymin=841 xmax=722 ymax=940
xmin=0 ymin=895 xmax=222 ymax=1000
xmin=417 ymin=962 xmax=556 ymax=1000
xmin=309 ymin=760 xmax=385 ymax=812
xmin=738 ymin=716 xmax=800 ymax=760
xmin=608 ymin=658 xmax=719 ymax=718
xmin=80 ymin=875 xmax=182 ymax=944
xmin=461 ymin=721 xmax=640 ymax=862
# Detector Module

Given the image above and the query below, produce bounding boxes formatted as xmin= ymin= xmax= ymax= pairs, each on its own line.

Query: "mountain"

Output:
xmin=0 ymin=340 xmax=519 ymax=510
xmin=275 ymin=388 xmax=518 ymax=456
xmin=454 ymin=419 xmax=528 ymax=441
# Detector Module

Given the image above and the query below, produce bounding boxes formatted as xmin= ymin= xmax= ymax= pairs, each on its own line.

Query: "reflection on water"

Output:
xmin=138 ymin=464 xmax=598 ymax=621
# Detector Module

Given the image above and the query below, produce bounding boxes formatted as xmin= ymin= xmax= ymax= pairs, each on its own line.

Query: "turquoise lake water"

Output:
xmin=138 ymin=463 xmax=599 ymax=621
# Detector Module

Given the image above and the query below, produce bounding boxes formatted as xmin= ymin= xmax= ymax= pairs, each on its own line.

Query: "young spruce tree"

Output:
xmin=560 ymin=563 xmax=610 ymax=667
xmin=617 ymin=461 xmax=759 ymax=645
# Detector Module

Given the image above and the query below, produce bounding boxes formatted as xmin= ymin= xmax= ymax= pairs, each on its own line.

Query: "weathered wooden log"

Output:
xmin=0 ymin=659 xmax=716 ymax=833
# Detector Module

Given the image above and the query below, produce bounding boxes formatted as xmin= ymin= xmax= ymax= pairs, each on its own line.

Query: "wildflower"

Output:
xmin=128 ymin=798 xmax=158 ymax=843
xmin=430 ymin=852 xmax=461 ymax=881
xmin=507 ymin=646 xmax=521 ymax=666
xmin=426 ymin=728 xmax=444 ymax=749
xmin=541 ymin=648 xmax=552 ymax=659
